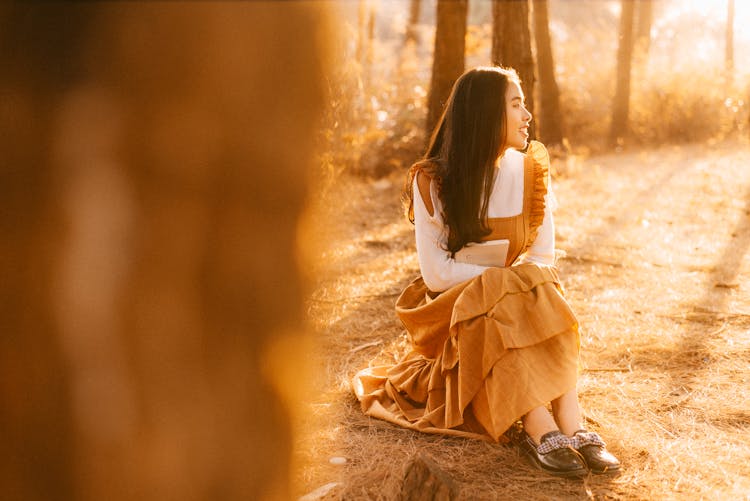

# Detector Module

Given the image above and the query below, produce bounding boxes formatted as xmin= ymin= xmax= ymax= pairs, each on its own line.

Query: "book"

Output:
xmin=454 ymin=239 xmax=509 ymax=267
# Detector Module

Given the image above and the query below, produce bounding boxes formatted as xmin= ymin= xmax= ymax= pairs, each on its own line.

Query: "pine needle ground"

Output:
xmin=296 ymin=140 xmax=750 ymax=500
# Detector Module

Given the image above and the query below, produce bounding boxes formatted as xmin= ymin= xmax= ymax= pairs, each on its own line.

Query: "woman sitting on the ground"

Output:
xmin=352 ymin=66 xmax=620 ymax=477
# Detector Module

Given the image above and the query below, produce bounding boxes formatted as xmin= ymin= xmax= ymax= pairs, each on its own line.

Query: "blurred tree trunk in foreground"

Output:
xmin=0 ymin=3 xmax=328 ymax=501
xmin=0 ymin=6 xmax=90 ymax=499
xmin=635 ymin=0 xmax=653 ymax=57
xmin=725 ymin=0 xmax=735 ymax=87
xmin=426 ymin=0 xmax=468 ymax=138
xmin=532 ymin=0 xmax=564 ymax=148
xmin=610 ymin=0 xmax=635 ymax=147
xmin=491 ymin=0 xmax=536 ymax=140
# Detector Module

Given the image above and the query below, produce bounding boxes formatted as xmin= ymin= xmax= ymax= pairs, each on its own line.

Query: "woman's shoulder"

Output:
xmin=505 ymin=147 xmax=525 ymax=162
xmin=410 ymin=158 xmax=442 ymax=180
xmin=409 ymin=159 xmax=442 ymax=218
xmin=524 ymin=141 xmax=551 ymax=174
xmin=499 ymin=148 xmax=525 ymax=176
xmin=505 ymin=141 xmax=551 ymax=185
xmin=409 ymin=158 xmax=443 ymax=193
xmin=503 ymin=142 xmax=549 ymax=165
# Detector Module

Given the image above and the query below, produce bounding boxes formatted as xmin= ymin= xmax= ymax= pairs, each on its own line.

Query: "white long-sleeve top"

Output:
xmin=413 ymin=148 xmax=558 ymax=292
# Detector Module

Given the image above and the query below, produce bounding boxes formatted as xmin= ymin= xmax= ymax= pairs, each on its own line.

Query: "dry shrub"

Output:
xmin=553 ymin=0 xmax=750 ymax=152
xmin=630 ymin=65 xmax=749 ymax=145
xmin=318 ymin=15 xmax=429 ymax=185
xmin=556 ymin=50 xmax=616 ymax=154
xmin=320 ymin=1 xmax=750 ymax=184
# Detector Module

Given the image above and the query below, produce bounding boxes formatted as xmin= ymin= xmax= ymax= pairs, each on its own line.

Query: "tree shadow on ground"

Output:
xmin=305 ymin=189 xmax=635 ymax=498
xmin=621 ymin=174 xmax=750 ymax=351
xmin=670 ymin=180 xmax=750 ymax=383
xmin=562 ymin=149 xmax=685 ymax=260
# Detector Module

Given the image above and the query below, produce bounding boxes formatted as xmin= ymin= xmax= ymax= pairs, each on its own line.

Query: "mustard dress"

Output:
xmin=352 ymin=142 xmax=580 ymax=443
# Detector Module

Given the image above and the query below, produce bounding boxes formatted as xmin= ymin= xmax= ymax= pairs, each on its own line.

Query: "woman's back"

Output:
xmin=412 ymin=143 xmax=555 ymax=292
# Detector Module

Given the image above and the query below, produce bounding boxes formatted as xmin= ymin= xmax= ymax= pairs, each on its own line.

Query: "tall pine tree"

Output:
xmin=610 ymin=0 xmax=636 ymax=147
xmin=533 ymin=0 xmax=564 ymax=147
xmin=426 ymin=0 xmax=468 ymax=138
xmin=492 ymin=0 xmax=536 ymax=140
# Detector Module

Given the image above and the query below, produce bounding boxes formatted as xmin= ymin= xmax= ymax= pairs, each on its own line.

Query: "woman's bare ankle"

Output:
xmin=551 ymin=389 xmax=583 ymax=436
xmin=522 ymin=406 xmax=560 ymax=444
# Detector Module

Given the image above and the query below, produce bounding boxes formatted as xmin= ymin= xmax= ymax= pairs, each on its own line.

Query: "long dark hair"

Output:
xmin=406 ymin=66 xmax=520 ymax=254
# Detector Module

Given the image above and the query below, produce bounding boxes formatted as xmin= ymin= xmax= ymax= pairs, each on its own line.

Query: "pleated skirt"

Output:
xmin=352 ymin=263 xmax=580 ymax=442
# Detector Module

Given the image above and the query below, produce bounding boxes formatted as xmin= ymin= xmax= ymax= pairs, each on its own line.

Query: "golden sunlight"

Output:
xmin=674 ymin=0 xmax=746 ymax=19
xmin=664 ymin=0 xmax=749 ymax=35
xmin=648 ymin=0 xmax=750 ymax=76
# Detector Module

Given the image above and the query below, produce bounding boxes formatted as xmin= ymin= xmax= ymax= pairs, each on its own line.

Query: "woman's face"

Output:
xmin=504 ymin=81 xmax=532 ymax=150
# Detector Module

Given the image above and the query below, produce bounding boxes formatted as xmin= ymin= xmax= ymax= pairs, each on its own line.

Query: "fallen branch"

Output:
xmin=350 ymin=340 xmax=383 ymax=353
xmin=308 ymin=291 xmax=402 ymax=303
xmin=560 ymin=254 xmax=624 ymax=268
xmin=299 ymin=482 xmax=341 ymax=501
xmin=584 ymin=367 xmax=631 ymax=372
xmin=642 ymin=409 xmax=678 ymax=439
xmin=661 ymin=310 xmax=750 ymax=325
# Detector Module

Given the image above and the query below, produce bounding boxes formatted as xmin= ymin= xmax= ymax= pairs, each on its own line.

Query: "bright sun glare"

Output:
xmin=681 ymin=0 xmax=748 ymax=19
xmin=652 ymin=0 xmax=750 ymax=75
xmin=667 ymin=0 xmax=750 ymax=33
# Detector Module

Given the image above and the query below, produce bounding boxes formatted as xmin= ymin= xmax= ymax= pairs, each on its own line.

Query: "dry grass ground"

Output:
xmin=295 ymin=139 xmax=750 ymax=500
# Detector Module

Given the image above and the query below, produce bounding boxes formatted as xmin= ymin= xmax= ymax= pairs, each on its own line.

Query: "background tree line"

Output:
xmin=425 ymin=0 xmax=737 ymax=147
xmin=327 ymin=0 xmax=747 ymax=179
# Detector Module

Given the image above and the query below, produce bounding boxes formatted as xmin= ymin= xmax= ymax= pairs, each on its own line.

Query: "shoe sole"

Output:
xmin=522 ymin=450 xmax=588 ymax=478
xmin=587 ymin=464 xmax=621 ymax=475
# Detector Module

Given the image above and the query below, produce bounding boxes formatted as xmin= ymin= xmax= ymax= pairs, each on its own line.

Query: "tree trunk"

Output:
xmin=426 ymin=0 xmax=468 ymax=138
xmin=491 ymin=0 xmax=536 ymax=140
xmin=0 ymin=3 xmax=328 ymax=501
xmin=405 ymin=0 xmax=422 ymax=44
xmin=726 ymin=0 xmax=735 ymax=87
xmin=609 ymin=0 xmax=636 ymax=148
xmin=532 ymin=0 xmax=564 ymax=147
xmin=368 ymin=2 xmax=376 ymax=52
xmin=358 ymin=0 xmax=366 ymax=61
xmin=357 ymin=0 xmax=374 ymax=65
xmin=635 ymin=0 xmax=653 ymax=57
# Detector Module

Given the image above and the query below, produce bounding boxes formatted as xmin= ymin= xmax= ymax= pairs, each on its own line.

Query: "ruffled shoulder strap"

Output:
xmin=407 ymin=159 xmax=442 ymax=222
xmin=409 ymin=159 xmax=442 ymax=183
xmin=522 ymin=140 xmax=550 ymax=251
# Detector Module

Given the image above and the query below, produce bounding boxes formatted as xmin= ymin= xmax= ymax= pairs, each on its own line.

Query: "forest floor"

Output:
xmin=295 ymin=139 xmax=750 ymax=500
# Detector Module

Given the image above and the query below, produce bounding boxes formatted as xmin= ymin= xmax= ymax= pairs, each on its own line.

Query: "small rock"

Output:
xmin=400 ymin=453 xmax=457 ymax=501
